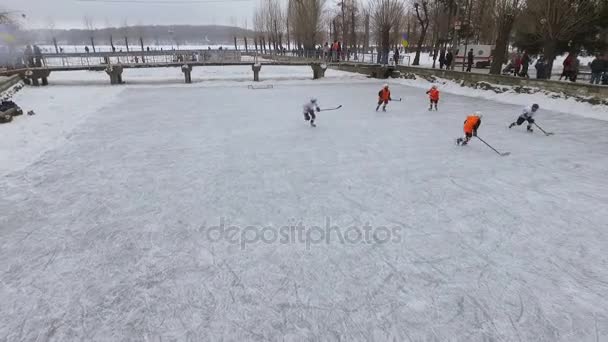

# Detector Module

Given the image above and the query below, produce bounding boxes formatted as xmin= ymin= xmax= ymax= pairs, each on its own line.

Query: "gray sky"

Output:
xmin=3 ymin=0 xmax=260 ymax=29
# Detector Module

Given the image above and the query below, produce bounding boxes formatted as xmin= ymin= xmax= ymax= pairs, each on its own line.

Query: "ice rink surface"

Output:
xmin=1 ymin=72 xmax=608 ymax=341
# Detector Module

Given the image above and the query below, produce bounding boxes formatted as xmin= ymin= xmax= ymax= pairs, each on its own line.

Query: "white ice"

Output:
xmin=1 ymin=67 xmax=608 ymax=341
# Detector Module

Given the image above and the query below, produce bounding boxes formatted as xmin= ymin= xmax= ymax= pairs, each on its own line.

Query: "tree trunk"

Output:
xmin=543 ymin=40 xmax=557 ymax=80
xmin=413 ymin=26 xmax=427 ymax=65
xmin=489 ymin=15 xmax=514 ymax=75
xmin=364 ymin=14 xmax=370 ymax=51
xmin=381 ymin=29 xmax=390 ymax=64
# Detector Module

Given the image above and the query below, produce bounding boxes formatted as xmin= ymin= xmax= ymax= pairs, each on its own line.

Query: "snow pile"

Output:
xmin=393 ymin=74 xmax=608 ymax=121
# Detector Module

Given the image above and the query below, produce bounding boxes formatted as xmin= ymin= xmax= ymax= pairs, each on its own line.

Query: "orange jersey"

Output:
xmin=427 ymin=88 xmax=439 ymax=101
xmin=464 ymin=115 xmax=481 ymax=133
xmin=378 ymin=89 xmax=391 ymax=101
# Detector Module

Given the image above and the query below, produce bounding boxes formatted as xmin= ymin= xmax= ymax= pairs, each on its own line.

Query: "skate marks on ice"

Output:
xmin=0 ymin=83 xmax=608 ymax=341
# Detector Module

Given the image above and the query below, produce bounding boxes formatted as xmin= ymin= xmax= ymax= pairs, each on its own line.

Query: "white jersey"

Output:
xmin=303 ymin=101 xmax=319 ymax=113
xmin=521 ymin=106 xmax=537 ymax=119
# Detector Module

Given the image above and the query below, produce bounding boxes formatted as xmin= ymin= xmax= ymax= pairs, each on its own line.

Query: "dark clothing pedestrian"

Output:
xmin=520 ymin=53 xmax=530 ymax=78
xmin=439 ymin=50 xmax=446 ymax=69
xmin=393 ymin=48 xmax=400 ymax=65
xmin=466 ymin=49 xmax=474 ymax=72
xmin=560 ymin=53 xmax=574 ymax=80
xmin=535 ymin=57 xmax=547 ymax=79
xmin=445 ymin=51 xmax=453 ymax=70
xmin=589 ymin=57 xmax=604 ymax=85
xmin=513 ymin=56 xmax=522 ymax=76
xmin=570 ymin=57 xmax=580 ymax=82
xmin=33 ymin=45 xmax=42 ymax=67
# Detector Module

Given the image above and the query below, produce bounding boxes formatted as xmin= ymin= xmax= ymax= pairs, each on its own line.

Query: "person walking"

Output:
xmin=466 ymin=48 xmax=474 ymax=72
xmin=445 ymin=50 xmax=454 ymax=70
xmin=559 ymin=52 xmax=574 ymax=81
xmin=439 ymin=49 xmax=446 ymax=69
xmin=570 ymin=56 xmax=580 ymax=82
xmin=520 ymin=51 xmax=530 ymax=78
xmin=394 ymin=48 xmax=400 ymax=66
xmin=589 ymin=55 xmax=604 ymax=85
xmin=535 ymin=55 xmax=547 ymax=79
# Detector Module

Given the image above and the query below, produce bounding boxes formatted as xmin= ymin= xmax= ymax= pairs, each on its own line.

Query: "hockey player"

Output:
xmin=509 ymin=104 xmax=539 ymax=132
xmin=376 ymin=84 xmax=392 ymax=112
xmin=426 ymin=85 xmax=439 ymax=110
xmin=456 ymin=112 xmax=482 ymax=146
xmin=303 ymin=98 xmax=321 ymax=127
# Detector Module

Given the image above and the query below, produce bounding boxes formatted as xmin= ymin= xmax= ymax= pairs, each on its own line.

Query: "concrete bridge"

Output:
xmin=0 ymin=49 xmax=340 ymax=85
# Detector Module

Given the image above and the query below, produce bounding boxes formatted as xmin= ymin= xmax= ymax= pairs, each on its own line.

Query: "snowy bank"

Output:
xmin=392 ymin=74 xmax=608 ymax=121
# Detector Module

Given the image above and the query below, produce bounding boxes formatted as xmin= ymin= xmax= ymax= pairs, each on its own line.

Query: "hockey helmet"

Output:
xmin=532 ymin=103 xmax=539 ymax=111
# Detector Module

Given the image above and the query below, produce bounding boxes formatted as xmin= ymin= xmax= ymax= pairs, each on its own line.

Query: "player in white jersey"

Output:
xmin=303 ymin=98 xmax=320 ymax=127
xmin=509 ymin=103 xmax=539 ymax=132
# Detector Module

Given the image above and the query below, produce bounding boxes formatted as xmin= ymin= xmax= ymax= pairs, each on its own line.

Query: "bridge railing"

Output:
xmin=251 ymin=50 xmax=411 ymax=66
xmin=28 ymin=50 xmax=244 ymax=68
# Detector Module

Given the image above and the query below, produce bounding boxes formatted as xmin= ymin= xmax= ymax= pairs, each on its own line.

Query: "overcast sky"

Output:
xmin=3 ymin=0 xmax=262 ymax=29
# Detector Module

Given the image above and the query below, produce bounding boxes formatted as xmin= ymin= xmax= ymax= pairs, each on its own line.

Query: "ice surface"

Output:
xmin=1 ymin=69 xmax=608 ymax=341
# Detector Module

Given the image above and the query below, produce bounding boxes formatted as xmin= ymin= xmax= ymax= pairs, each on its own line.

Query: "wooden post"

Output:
xmin=140 ymin=37 xmax=146 ymax=63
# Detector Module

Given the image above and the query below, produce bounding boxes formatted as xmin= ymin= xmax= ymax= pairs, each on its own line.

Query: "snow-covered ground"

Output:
xmin=394 ymin=75 xmax=608 ymax=121
xmin=1 ymin=67 xmax=608 ymax=341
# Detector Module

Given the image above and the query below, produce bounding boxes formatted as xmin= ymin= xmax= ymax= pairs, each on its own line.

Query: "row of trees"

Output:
xmin=251 ymin=0 xmax=608 ymax=74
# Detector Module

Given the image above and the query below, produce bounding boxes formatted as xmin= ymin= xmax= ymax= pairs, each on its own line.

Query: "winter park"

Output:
xmin=1 ymin=0 xmax=608 ymax=341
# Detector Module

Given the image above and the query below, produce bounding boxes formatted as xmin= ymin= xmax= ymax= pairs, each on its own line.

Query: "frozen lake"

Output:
xmin=1 ymin=72 xmax=607 ymax=341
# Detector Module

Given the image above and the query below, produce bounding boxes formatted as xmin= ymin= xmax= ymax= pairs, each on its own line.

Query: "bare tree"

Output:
xmin=369 ymin=0 xmax=405 ymax=64
xmin=412 ymin=1 xmax=430 ymax=65
xmin=83 ymin=15 xmax=97 ymax=52
xmin=290 ymin=0 xmax=326 ymax=51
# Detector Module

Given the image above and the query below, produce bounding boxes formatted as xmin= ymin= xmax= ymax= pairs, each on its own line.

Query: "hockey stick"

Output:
xmin=319 ymin=105 xmax=342 ymax=112
xmin=476 ymin=136 xmax=511 ymax=156
xmin=533 ymin=122 xmax=554 ymax=136
xmin=392 ymin=98 xmax=402 ymax=102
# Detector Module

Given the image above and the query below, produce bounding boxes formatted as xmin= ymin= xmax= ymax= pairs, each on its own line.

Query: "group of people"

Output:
xmin=457 ymin=104 xmax=541 ymax=146
xmin=301 ymin=83 xmax=440 ymax=128
xmin=301 ymin=83 xmax=544 ymax=156
xmin=322 ymin=41 xmax=344 ymax=62
xmin=23 ymin=45 xmax=43 ymax=67
xmin=503 ymin=51 xmax=532 ymax=78
xmin=437 ymin=49 xmax=455 ymax=70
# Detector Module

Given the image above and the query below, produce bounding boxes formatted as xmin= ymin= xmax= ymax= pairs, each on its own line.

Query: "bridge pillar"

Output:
xmin=311 ymin=63 xmax=328 ymax=79
xmin=105 ymin=65 xmax=124 ymax=85
xmin=24 ymin=69 xmax=51 ymax=86
xmin=181 ymin=64 xmax=193 ymax=84
xmin=372 ymin=66 xmax=397 ymax=79
xmin=252 ymin=63 xmax=261 ymax=82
